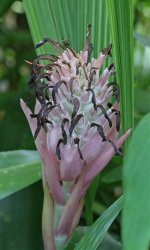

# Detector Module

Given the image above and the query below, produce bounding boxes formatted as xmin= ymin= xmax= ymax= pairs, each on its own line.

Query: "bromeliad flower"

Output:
xmin=21 ymin=25 xmax=131 ymax=250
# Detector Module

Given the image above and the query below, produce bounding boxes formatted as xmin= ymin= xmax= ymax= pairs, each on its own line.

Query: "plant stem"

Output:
xmin=42 ymin=184 xmax=55 ymax=250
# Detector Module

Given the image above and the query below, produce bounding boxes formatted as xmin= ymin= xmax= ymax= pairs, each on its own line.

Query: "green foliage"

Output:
xmin=107 ymin=0 xmax=134 ymax=141
xmin=74 ymin=196 xmax=122 ymax=249
xmin=64 ymin=227 xmax=88 ymax=250
xmin=65 ymin=228 xmax=121 ymax=250
xmin=98 ymin=233 xmax=121 ymax=250
xmin=0 ymin=150 xmax=41 ymax=199
xmin=134 ymin=32 xmax=150 ymax=47
xmin=0 ymin=0 xmax=150 ymax=249
xmin=0 ymin=0 xmax=15 ymax=16
xmin=23 ymin=0 xmax=110 ymax=57
xmin=101 ymin=165 xmax=122 ymax=184
xmin=135 ymin=89 xmax=150 ymax=114
xmin=0 ymin=182 xmax=43 ymax=250
xmin=0 ymin=90 xmax=35 ymax=151
xmin=123 ymin=113 xmax=150 ymax=250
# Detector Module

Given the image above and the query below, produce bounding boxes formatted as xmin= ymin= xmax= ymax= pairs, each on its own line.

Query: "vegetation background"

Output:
xmin=0 ymin=0 xmax=150 ymax=249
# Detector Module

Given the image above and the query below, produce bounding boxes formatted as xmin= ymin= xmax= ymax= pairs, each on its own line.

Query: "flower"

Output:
xmin=21 ymin=25 xmax=131 ymax=248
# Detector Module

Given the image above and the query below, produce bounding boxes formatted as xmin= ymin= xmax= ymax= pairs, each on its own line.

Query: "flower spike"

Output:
xmin=21 ymin=26 xmax=131 ymax=250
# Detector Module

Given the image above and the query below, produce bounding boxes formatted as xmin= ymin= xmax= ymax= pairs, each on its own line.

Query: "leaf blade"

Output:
xmin=75 ymin=196 xmax=123 ymax=250
xmin=107 ymin=0 xmax=134 ymax=145
xmin=0 ymin=150 xmax=41 ymax=199
xmin=123 ymin=113 xmax=150 ymax=250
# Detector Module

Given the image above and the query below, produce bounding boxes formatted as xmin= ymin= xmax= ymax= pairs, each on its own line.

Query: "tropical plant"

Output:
xmin=0 ymin=0 xmax=150 ymax=249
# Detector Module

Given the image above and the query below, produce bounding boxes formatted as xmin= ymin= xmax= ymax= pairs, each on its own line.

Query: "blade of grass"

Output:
xmin=107 ymin=0 xmax=134 ymax=146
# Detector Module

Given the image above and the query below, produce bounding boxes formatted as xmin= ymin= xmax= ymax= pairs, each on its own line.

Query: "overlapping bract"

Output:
xmin=21 ymin=27 xmax=130 ymax=209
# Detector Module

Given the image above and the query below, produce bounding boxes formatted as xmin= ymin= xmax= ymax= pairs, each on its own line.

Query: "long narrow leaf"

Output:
xmin=74 ymin=196 xmax=123 ymax=250
xmin=107 ymin=0 xmax=134 ymax=146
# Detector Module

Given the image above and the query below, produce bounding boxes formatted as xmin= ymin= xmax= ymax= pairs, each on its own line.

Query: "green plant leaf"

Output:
xmin=101 ymin=166 xmax=122 ymax=183
xmin=107 ymin=0 xmax=134 ymax=147
xmin=65 ymin=228 xmax=121 ymax=250
xmin=23 ymin=0 xmax=110 ymax=57
xmin=64 ymin=227 xmax=88 ymax=250
xmin=135 ymin=88 xmax=150 ymax=113
xmin=0 ymin=182 xmax=43 ymax=250
xmin=123 ymin=113 xmax=150 ymax=250
xmin=98 ymin=233 xmax=121 ymax=250
xmin=0 ymin=150 xmax=41 ymax=199
xmin=0 ymin=0 xmax=15 ymax=16
xmin=74 ymin=196 xmax=122 ymax=250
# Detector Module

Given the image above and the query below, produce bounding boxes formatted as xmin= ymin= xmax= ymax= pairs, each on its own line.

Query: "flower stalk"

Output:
xmin=42 ymin=183 xmax=55 ymax=250
xmin=21 ymin=25 xmax=131 ymax=249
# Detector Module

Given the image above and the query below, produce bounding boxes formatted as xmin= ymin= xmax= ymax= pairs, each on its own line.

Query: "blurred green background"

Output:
xmin=0 ymin=0 xmax=150 ymax=249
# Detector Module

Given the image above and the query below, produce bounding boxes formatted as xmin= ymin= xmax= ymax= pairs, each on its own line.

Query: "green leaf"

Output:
xmin=123 ymin=113 xmax=150 ymax=250
xmin=101 ymin=166 xmax=122 ymax=183
xmin=97 ymin=233 xmax=121 ymax=250
xmin=0 ymin=182 xmax=43 ymax=250
xmin=64 ymin=227 xmax=88 ymax=250
xmin=65 ymin=228 xmax=121 ymax=250
xmin=74 ymin=196 xmax=123 ymax=250
xmin=0 ymin=0 xmax=15 ymax=16
xmin=0 ymin=150 xmax=41 ymax=199
xmin=107 ymin=0 xmax=134 ymax=147
xmin=0 ymin=91 xmax=35 ymax=151
xmin=23 ymin=0 xmax=110 ymax=56
xmin=135 ymin=88 xmax=150 ymax=113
